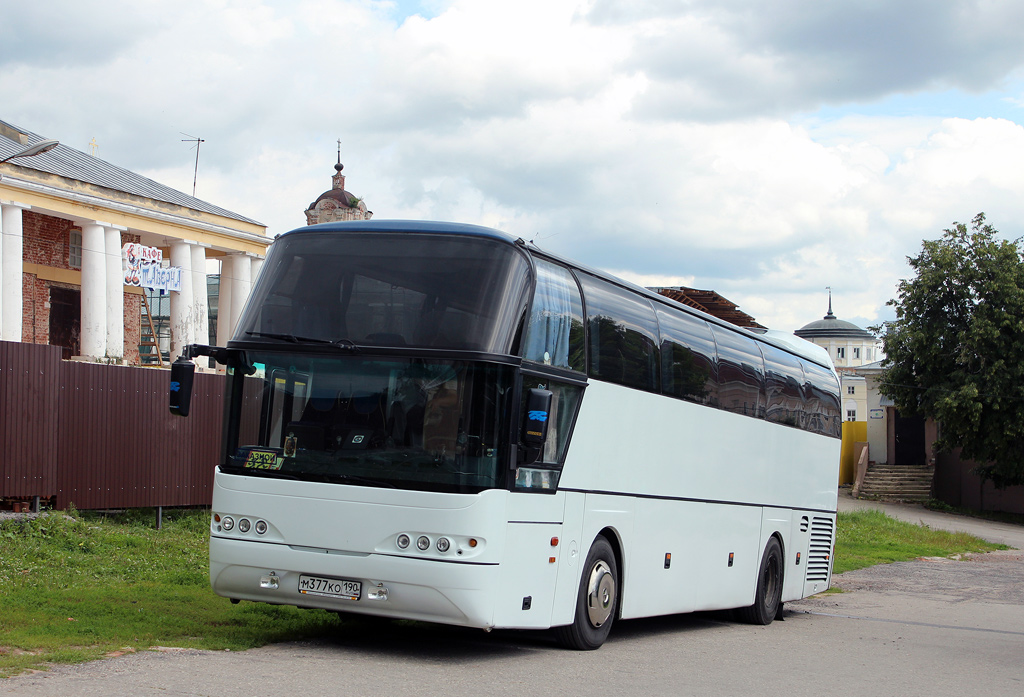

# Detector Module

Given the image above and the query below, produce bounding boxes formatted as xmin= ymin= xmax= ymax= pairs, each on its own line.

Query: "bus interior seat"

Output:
xmin=422 ymin=385 xmax=460 ymax=456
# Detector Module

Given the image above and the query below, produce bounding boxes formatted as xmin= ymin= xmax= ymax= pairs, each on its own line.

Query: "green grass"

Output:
xmin=832 ymin=509 xmax=1007 ymax=574
xmin=0 ymin=509 xmax=338 ymax=678
xmin=0 ymin=506 xmax=1012 ymax=677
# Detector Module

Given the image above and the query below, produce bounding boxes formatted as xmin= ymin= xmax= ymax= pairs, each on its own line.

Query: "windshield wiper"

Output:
xmin=245 ymin=331 xmax=360 ymax=351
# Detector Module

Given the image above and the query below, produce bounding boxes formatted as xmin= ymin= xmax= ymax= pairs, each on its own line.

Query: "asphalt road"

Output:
xmin=4 ymin=496 xmax=1023 ymax=697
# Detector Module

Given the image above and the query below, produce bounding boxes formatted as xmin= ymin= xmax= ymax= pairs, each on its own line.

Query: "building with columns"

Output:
xmin=0 ymin=119 xmax=270 ymax=364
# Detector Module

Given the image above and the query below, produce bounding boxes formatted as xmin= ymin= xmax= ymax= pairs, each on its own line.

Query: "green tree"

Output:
xmin=876 ymin=213 xmax=1024 ymax=488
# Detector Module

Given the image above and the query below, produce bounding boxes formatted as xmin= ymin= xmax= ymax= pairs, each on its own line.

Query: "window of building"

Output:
xmin=69 ymin=230 xmax=83 ymax=269
xmin=836 ymin=347 xmax=845 ymax=359
xmin=846 ymin=409 xmax=857 ymax=421
xmin=865 ymin=348 xmax=874 ymax=361
xmin=847 ymin=385 xmax=856 ymax=394
xmin=853 ymin=347 xmax=861 ymax=359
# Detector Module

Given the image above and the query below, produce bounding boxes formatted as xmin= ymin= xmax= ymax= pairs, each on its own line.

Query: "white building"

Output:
xmin=793 ymin=299 xmax=880 ymax=422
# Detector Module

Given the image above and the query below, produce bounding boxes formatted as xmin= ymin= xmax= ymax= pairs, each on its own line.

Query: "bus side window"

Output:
xmin=522 ymin=260 xmax=585 ymax=372
xmin=761 ymin=344 xmax=807 ymax=429
xmin=578 ymin=274 xmax=660 ymax=393
xmin=655 ymin=307 xmax=718 ymax=406
xmin=801 ymin=360 xmax=842 ymax=437
xmin=711 ymin=326 xmax=766 ymax=418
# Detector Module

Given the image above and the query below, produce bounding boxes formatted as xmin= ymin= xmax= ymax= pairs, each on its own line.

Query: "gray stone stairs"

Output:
xmin=856 ymin=463 xmax=934 ymax=502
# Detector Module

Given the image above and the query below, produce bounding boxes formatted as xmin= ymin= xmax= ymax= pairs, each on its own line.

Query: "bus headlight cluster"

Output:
xmin=395 ymin=533 xmax=477 ymax=556
xmin=213 ymin=513 xmax=269 ymax=536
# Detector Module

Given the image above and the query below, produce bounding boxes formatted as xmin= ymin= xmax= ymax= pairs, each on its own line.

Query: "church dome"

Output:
xmin=794 ymin=308 xmax=875 ymax=340
xmin=304 ymin=156 xmax=372 ymax=225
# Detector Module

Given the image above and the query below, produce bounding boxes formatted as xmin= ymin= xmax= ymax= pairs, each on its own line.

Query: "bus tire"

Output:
xmin=555 ymin=536 xmax=618 ymax=650
xmin=738 ymin=536 xmax=783 ymax=625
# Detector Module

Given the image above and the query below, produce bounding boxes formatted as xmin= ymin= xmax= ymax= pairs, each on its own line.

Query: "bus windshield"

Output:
xmin=224 ymin=352 xmax=515 ymax=494
xmin=235 ymin=231 xmax=532 ymax=354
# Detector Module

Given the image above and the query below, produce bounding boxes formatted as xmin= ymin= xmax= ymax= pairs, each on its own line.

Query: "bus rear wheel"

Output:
xmin=556 ymin=536 xmax=618 ymax=650
xmin=738 ymin=536 xmax=783 ymax=625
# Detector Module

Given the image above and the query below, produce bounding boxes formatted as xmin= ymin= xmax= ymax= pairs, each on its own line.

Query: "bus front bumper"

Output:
xmin=210 ymin=535 xmax=500 ymax=628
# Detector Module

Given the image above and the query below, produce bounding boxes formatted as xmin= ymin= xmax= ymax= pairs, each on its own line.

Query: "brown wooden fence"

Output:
xmin=934 ymin=450 xmax=1024 ymax=515
xmin=1 ymin=340 xmax=223 ymax=510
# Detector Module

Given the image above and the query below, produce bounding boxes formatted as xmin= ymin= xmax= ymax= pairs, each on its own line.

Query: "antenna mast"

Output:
xmin=181 ymin=133 xmax=205 ymax=197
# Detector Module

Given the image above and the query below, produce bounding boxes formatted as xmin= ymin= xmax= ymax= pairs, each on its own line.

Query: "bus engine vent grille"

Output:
xmin=806 ymin=516 xmax=834 ymax=581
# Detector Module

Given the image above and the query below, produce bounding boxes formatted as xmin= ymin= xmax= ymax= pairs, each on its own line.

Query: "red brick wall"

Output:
xmin=22 ymin=211 xmax=75 ymax=269
xmin=18 ymin=212 xmax=145 ymax=366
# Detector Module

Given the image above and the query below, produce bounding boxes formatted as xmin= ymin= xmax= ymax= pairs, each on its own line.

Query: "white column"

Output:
xmin=104 ymin=226 xmax=126 ymax=359
xmin=1 ymin=202 xmax=30 ymax=341
xmin=80 ymin=222 xmax=107 ymax=358
xmin=169 ymin=241 xmax=195 ymax=358
xmin=250 ymin=256 xmax=265 ymax=287
xmin=228 ymin=254 xmax=252 ymax=339
xmin=216 ymin=255 xmax=234 ymax=346
xmin=190 ymin=244 xmax=209 ymax=345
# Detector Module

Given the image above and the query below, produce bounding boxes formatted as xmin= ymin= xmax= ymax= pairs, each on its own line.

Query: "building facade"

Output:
xmin=0 ymin=120 xmax=270 ymax=365
xmin=793 ymin=300 xmax=880 ymax=422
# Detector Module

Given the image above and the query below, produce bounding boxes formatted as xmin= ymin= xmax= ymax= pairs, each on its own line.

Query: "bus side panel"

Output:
xmin=560 ymin=381 xmax=839 ymax=514
xmin=549 ymin=491 xmax=586 ymax=627
xmin=782 ymin=510 xmax=813 ymax=602
xmin=582 ymin=493 xmax=634 ymax=616
xmin=619 ymin=498 xmax=701 ymax=619
xmin=689 ymin=502 xmax=762 ymax=613
xmin=760 ymin=507 xmax=797 ymax=602
xmin=491 ymin=492 xmax=566 ymax=629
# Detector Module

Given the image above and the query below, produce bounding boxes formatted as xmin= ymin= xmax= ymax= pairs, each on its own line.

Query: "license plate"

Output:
xmin=298 ymin=575 xmax=361 ymax=600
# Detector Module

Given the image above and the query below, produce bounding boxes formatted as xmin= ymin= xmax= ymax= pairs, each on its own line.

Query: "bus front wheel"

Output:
xmin=555 ymin=536 xmax=618 ymax=650
xmin=738 ymin=536 xmax=783 ymax=625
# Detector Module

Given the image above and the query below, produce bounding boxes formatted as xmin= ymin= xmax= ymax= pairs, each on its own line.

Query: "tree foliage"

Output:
xmin=877 ymin=213 xmax=1024 ymax=488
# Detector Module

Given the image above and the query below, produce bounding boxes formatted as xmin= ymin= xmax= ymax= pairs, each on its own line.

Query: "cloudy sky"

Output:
xmin=4 ymin=0 xmax=1024 ymax=332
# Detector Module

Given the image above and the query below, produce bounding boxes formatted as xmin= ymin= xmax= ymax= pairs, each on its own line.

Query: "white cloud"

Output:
xmin=4 ymin=0 xmax=1024 ymax=336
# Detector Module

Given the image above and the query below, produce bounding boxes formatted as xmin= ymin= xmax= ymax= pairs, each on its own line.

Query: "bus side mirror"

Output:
xmin=169 ymin=355 xmax=196 ymax=417
xmin=521 ymin=388 xmax=553 ymax=464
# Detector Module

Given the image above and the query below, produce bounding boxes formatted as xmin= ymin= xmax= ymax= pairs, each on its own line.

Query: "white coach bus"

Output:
xmin=170 ymin=220 xmax=841 ymax=650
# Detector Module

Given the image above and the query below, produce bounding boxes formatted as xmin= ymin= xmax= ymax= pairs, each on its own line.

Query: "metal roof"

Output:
xmin=0 ymin=119 xmax=262 ymax=226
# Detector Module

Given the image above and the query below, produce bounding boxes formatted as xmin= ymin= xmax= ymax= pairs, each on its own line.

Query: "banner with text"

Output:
xmin=122 ymin=243 xmax=181 ymax=292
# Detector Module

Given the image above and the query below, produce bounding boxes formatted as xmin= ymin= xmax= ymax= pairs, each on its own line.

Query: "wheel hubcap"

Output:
xmin=586 ymin=560 xmax=615 ymax=627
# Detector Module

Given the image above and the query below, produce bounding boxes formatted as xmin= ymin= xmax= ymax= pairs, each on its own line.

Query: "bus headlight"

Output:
xmin=255 ymin=520 xmax=268 ymax=535
xmin=416 ymin=536 xmax=430 ymax=551
xmin=397 ymin=534 xmax=410 ymax=549
xmin=436 ymin=537 xmax=451 ymax=553
xmin=222 ymin=516 xmax=235 ymax=531
xmin=238 ymin=518 xmax=251 ymax=533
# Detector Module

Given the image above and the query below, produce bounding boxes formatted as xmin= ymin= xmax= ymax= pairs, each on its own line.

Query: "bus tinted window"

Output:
xmin=656 ymin=307 xmax=718 ymax=406
xmin=236 ymin=232 xmax=531 ymax=354
xmin=802 ymin=360 xmax=842 ymax=437
xmin=711 ymin=326 xmax=765 ymax=418
xmin=578 ymin=274 xmax=660 ymax=392
xmin=522 ymin=260 xmax=585 ymax=372
xmin=761 ymin=344 xmax=806 ymax=429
